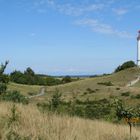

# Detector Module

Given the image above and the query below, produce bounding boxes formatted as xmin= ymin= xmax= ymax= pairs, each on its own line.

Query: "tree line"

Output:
xmin=10 ymin=67 xmax=74 ymax=86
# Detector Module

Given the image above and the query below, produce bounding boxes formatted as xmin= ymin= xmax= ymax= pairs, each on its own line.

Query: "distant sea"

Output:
xmin=53 ymin=75 xmax=97 ymax=78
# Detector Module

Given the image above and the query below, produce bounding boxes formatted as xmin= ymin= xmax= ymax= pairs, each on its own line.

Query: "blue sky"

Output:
xmin=0 ymin=0 xmax=139 ymax=75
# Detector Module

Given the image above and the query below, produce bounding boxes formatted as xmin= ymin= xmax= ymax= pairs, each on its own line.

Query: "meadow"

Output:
xmin=2 ymin=64 xmax=140 ymax=140
xmin=0 ymin=102 xmax=139 ymax=140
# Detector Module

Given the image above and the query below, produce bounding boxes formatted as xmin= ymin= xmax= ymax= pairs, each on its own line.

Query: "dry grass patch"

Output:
xmin=0 ymin=102 xmax=140 ymax=140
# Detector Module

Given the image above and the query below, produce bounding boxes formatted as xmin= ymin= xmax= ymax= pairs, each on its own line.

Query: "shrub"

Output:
xmin=116 ymin=88 xmax=120 ymax=90
xmin=95 ymin=89 xmax=99 ymax=91
xmin=45 ymin=76 xmax=62 ymax=86
xmin=121 ymin=92 xmax=130 ymax=97
xmin=83 ymin=92 xmax=88 ymax=95
xmin=28 ymin=92 xmax=37 ymax=96
xmin=2 ymin=90 xmax=28 ymax=104
xmin=0 ymin=83 xmax=7 ymax=94
xmin=86 ymin=88 xmax=96 ymax=93
xmin=62 ymin=76 xmax=72 ymax=83
xmin=49 ymin=90 xmax=62 ymax=111
xmin=135 ymin=94 xmax=140 ymax=99
xmin=0 ymin=61 xmax=9 ymax=94
xmin=132 ymin=94 xmax=140 ymax=99
xmin=97 ymin=81 xmax=114 ymax=86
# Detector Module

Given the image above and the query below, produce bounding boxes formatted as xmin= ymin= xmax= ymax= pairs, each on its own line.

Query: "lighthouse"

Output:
xmin=137 ymin=31 xmax=140 ymax=67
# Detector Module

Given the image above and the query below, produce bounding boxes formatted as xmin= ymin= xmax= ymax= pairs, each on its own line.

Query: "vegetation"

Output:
xmin=0 ymin=61 xmax=9 ymax=94
xmin=115 ymin=61 xmax=136 ymax=73
xmin=10 ymin=68 xmax=62 ymax=86
xmin=121 ymin=92 xmax=130 ymax=97
xmin=10 ymin=68 xmax=77 ymax=86
xmin=1 ymin=90 xmax=28 ymax=104
xmin=97 ymin=81 xmax=114 ymax=86
xmin=37 ymin=93 xmax=114 ymax=120
xmin=114 ymin=99 xmax=140 ymax=137
xmin=62 ymin=76 xmax=72 ymax=83
xmin=1 ymin=61 xmax=140 ymax=139
xmin=49 ymin=89 xmax=62 ymax=111
xmin=45 ymin=76 xmax=62 ymax=86
xmin=0 ymin=102 xmax=139 ymax=140
xmin=131 ymin=94 xmax=140 ymax=99
xmin=8 ymin=82 xmax=41 ymax=96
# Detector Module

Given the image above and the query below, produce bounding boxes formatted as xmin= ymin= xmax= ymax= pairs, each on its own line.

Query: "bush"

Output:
xmin=86 ymin=88 xmax=96 ymax=93
xmin=0 ymin=83 xmax=7 ymax=94
xmin=83 ymin=92 xmax=88 ymax=95
xmin=1 ymin=90 xmax=28 ymax=104
xmin=97 ymin=81 xmax=114 ymax=86
xmin=49 ymin=90 xmax=62 ymax=111
xmin=62 ymin=76 xmax=72 ymax=83
xmin=121 ymin=92 xmax=130 ymax=97
xmin=28 ymin=92 xmax=37 ymax=96
xmin=131 ymin=94 xmax=140 ymax=99
xmin=0 ymin=61 xmax=9 ymax=94
xmin=116 ymin=88 xmax=120 ymax=90
xmin=135 ymin=94 xmax=140 ymax=99
xmin=115 ymin=61 xmax=136 ymax=73
xmin=45 ymin=76 xmax=62 ymax=86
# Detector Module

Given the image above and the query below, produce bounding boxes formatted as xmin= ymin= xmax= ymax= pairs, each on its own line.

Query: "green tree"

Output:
xmin=62 ymin=76 xmax=72 ymax=83
xmin=0 ymin=61 xmax=9 ymax=94
xmin=10 ymin=70 xmax=26 ymax=84
xmin=24 ymin=67 xmax=35 ymax=76
xmin=115 ymin=61 xmax=136 ymax=73
xmin=10 ymin=67 xmax=62 ymax=86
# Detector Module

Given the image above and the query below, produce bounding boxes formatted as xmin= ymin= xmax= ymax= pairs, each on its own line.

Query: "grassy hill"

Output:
xmin=0 ymin=102 xmax=139 ymax=140
xmin=7 ymin=67 xmax=140 ymax=106
xmin=37 ymin=67 xmax=140 ymax=104
xmin=48 ymin=67 xmax=140 ymax=91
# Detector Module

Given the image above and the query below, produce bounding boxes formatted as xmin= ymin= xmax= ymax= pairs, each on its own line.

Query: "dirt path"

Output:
xmin=28 ymin=87 xmax=45 ymax=99
xmin=126 ymin=76 xmax=140 ymax=87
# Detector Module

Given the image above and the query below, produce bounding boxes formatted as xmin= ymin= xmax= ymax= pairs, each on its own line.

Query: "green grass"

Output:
xmin=7 ymin=67 xmax=140 ymax=107
xmin=8 ymin=82 xmax=42 ymax=96
xmin=40 ymin=67 xmax=140 ymax=105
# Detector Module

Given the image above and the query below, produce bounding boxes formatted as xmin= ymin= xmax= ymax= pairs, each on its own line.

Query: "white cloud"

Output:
xmin=29 ymin=0 xmax=105 ymax=16
xmin=56 ymin=3 xmax=105 ymax=16
xmin=21 ymin=0 xmax=133 ymax=39
xmin=75 ymin=19 xmax=133 ymax=38
xmin=113 ymin=8 xmax=128 ymax=16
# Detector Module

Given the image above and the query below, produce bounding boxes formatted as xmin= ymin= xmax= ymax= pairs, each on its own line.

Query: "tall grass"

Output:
xmin=0 ymin=102 xmax=139 ymax=140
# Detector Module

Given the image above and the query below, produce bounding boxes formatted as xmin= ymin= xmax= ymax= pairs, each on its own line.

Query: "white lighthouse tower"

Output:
xmin=137 ymin=31 xmax=140 ymax=67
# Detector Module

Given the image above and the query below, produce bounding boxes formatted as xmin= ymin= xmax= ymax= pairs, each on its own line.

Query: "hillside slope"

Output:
xmin=49 ymin=67 xmax=140 ymax=91
xmin=42 ymin=67 xmax=140 ymax=102
xmin=7 ymin=67 xmax=140 ymax=105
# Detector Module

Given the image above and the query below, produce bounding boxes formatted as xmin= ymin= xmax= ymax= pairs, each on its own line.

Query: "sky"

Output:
xmin=0 ymin=0 xmax=139 ymax=75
